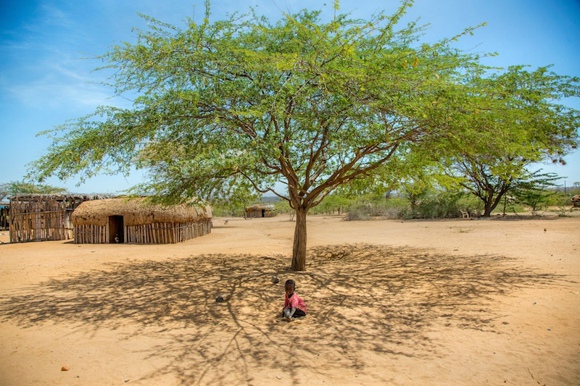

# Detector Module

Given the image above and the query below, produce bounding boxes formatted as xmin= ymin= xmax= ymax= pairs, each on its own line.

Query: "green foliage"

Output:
xmin=30 ymin=1 xmax=493 ymax=209
xmin=0 ymin=181 xmax=68 ymax=200
xmin=404 ymin=191 xmax=463 ymax=219
xmin=400 ymin=179 xmax=431 ymax=211
xmin=433 ymin=66 xmax=580 ymax=217
xmin=211 ymin=199 xmax=249 ymax=217
xmin=342 ymin=188 xmax=483 ymax=221
xmin=548 ymin=191 xmax=572 ymax=208
xmin=512 ymin=170 xmax=560 ymax=213
xmin=273 ymin=199 xmax=292 ymax=216
xmin=310 ymin=194 xmax=354 ymax=215
xmin=28 ymin=1 xmax=579 ymax=269
xmin=206 ymin=187 xmax=262 ymax=217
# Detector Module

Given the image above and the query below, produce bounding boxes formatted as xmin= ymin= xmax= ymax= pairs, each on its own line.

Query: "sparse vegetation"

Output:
xmin=29 ymin=1 xmax=580 ymax=270
xmin=0 ymin=181 xmax=67 ymax=200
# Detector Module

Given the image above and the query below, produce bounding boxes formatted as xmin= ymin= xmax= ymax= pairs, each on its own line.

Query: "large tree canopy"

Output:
xmin=30 ymin=1 xmax=578 ymax=270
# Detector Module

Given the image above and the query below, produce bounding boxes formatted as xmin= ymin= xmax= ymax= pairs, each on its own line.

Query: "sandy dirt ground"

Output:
xmin=0 ymin=213 xmax=579 ymax=385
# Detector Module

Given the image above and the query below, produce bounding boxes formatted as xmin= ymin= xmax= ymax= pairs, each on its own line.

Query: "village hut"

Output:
xmin=8 ymin=194 xmax=103 ymax=243
xmin=71 ymin=198 xmax=212 ymax=244
xmin=245 ymin=204 xmax=277 ymax=218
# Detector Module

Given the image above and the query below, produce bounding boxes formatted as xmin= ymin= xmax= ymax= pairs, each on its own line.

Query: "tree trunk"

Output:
xmin=291 ymin=207 xmax=308 ymax=271
xmin=482 ymin=199 xmax=493 ymax=217
xmin=483 ymin=186 xmax=510 ymax=217
xmin=502 ymin=194 xmax=507 ymax=216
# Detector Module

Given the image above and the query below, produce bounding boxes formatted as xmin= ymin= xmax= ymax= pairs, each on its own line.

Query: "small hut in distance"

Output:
xmin=71 ymin=197 xmax=212 ymax=244
xmin=245 ymin=204 xmax=277 ymax=218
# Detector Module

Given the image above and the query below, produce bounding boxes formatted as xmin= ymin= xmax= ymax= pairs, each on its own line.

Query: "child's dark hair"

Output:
xmin=285 ymin=279 xmax=295 ymax=287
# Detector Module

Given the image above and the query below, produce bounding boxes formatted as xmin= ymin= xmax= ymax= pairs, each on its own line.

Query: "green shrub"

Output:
xmin=343 ymin=190 xmax=487 ymax=220
xmin=406 ymin=197 xmax=451 ymax=219
xmin=343 ymin=205 xmax=371 ymax=221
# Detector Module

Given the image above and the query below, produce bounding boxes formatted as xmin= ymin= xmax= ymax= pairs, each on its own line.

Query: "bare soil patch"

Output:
xmin=0 ymin=215 xmax=578 ymax=385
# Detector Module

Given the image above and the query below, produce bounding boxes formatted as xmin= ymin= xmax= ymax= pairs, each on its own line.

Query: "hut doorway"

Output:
xmin=109 ymin=215 xmax=124 ymax=243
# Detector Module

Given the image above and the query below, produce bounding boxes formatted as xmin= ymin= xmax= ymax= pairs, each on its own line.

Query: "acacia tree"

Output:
xmin=0 ymin=181 xmax=67 ymax=201
xmin=435 ymin=66 xmax=579 ymax=216
xmin=32 ymin=1 xmax=492 ymax=270
xmin=445 ymin=153 xmax=525 ymax=216
xmin=511 ymin=170 xmax=560 ymax=213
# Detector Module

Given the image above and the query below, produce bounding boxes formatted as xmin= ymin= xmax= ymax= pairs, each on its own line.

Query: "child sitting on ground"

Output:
xmin=282 ymin=279 xmax=307 ymax=320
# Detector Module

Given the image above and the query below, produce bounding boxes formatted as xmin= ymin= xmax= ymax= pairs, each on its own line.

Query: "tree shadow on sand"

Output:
xmin=0 ymin=244 xmax=568 ymax=385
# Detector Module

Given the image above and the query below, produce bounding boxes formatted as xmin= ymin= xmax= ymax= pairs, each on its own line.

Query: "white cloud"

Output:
xmin=6 ymin=65 xmax=125 ymax=110
xmin=38 ymin=2 xmax=75 ymax=29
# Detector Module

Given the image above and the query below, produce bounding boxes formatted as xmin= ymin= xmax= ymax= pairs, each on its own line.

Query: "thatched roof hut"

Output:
xmin=245 ymin=204 xmax=277 ymax=218
xmin=71 ymin=198 xmax=212 ymax=244
xmin=71 ymin=198 xmax=212 ymax=226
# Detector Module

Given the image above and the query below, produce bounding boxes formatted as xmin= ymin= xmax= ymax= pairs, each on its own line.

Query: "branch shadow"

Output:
xmin=0 ymin=244 xmax=568 ymax=384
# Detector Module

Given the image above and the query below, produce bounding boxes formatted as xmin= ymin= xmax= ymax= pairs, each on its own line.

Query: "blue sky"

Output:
xmin=1 ymin=0 xmax=579 ymax=194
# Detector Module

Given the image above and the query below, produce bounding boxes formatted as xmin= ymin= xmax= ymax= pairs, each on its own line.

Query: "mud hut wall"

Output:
xmin=9 ymin=198 xmax=76 ymax=243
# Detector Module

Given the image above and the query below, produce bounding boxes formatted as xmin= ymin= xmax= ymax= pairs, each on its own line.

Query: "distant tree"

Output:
xmin=399 ymin=158 xmax=450 ymax=209
xmin=312 ymin=193 xmax=353 ymax=215
xmin=210 ymin=186 xmax=261 ymax=217
xmin=511 ymin=170 xmax=560 ymax=213
xmin=444 ymin=153 xmax=522 ymax=217
xmin=438 ymin=66 xmax=579 ymax=216
xmin=0 ymin=181 xmax=67 ymax=200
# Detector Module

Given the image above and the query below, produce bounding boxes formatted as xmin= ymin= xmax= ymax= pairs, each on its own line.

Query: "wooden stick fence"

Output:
xmin=8 ymin=194 xmax=109 ymax=243
xmin=74 ymin=220 xmax=212 ymax=244
xmin=74 ymin=224 xmax=110 ymax=244
xmin=9 ymin=198 xmax=81 ymax=243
